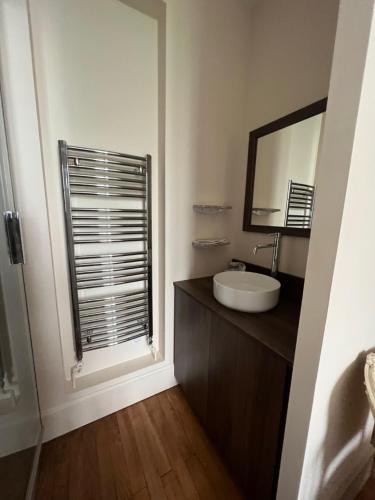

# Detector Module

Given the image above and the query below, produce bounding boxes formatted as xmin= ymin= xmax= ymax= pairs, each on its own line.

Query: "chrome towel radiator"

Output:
xmin=60 ymin=141 xmax=152 ymax=361
xmin=285 ymin=180 xmax=315 ymax=229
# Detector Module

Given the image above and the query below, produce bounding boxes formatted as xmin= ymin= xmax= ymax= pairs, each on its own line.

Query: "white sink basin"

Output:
xmin=213 ymin=271 xmax=281 ymax=313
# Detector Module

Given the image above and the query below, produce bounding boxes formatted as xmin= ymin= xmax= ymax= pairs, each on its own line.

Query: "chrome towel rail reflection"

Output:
xmin=60 ymin=140 xmax=153 ymax=360
xmin=80 ymin=303 xmax=148 ymax=322
xmin=72 ymin=208 xmax=147 ymax=213
xmin=77 ymin=269 xmax=148 ymax=284
xmin=285 ymin=180 xmax=315 ymax=229
xmin=73 ymin=237 xmax=147 ymax=244
xmin=73 ymin=229 xmax=147 ymax=236
xmin=76 ymin=262 xmax=148 ymax=274
xmin=75 ymin=250 xmax=147 ymax=259
xmin=70 ymin=179 xmax=146 ymax=192
xmin=70 ymin=189 xmax=146 ymax=199
xmin=81 ymin=313 xmax=148 ymax=336
xmin=73 ymin=223 xmax=147 ymax=228
xmin=80 ymin=305 xmax=148 ymax=326
xmin=68 ymin=169 xmax=146 ymax=184
xmin=83 ymin=327 xmax=148 ymax=351
xmin=79 ymin=289 xmax=148 ymax=312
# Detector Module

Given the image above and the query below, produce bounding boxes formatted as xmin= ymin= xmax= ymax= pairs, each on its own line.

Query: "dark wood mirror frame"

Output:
xmin=242 ymin=98 xmax=327 ymax=237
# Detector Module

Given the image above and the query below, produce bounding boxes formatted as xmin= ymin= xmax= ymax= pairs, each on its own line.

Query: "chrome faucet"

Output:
xmin=253 ymin=233 xmax=281 ymax=277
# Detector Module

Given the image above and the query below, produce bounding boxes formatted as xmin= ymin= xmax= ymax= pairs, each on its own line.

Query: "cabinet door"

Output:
xmin=207 ymin=315 xmax=289 ymax=500
xmin=174 ymin=288 xmax=211 ymax=425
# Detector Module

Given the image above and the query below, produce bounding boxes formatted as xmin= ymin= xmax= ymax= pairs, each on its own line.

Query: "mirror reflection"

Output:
xmin=244 ymin=99 xmax=327 ymax=236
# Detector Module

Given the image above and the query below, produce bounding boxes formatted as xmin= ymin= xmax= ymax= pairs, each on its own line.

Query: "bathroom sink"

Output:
xmin=213 ymin=271 xmax=281 ymax=313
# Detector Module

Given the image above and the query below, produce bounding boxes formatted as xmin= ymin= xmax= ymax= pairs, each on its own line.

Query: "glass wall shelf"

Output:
xmin=192 ymin=237 xmax=230 ymax=248
xmin=252 ymin=207 xmax=280 ymax=216
xmin=193 ymin=204 xmax=232 ymax=214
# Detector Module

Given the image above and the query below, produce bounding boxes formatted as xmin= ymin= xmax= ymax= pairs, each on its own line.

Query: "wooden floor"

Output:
xmin=36 ymin=386 xmax=243 ymax=499
xmin=0 ymin=446 xmax=35 ymax=499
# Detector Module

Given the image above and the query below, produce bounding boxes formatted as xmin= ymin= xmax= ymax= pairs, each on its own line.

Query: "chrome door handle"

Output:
xmin=3 ymin=211 xmax=24 ymax=264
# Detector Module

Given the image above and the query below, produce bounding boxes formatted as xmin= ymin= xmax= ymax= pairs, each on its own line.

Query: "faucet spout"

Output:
xmin=252 ymin=233 xmax=281 ymax=276
xmin=253 ymin=243 xmax=275 ymax=255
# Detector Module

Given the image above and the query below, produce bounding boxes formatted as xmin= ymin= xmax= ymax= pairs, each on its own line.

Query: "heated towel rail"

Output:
xmin=285 ymin=180 xmax=315 ymax=229
xmin=60 ymin=141 xmax=152 ymax=361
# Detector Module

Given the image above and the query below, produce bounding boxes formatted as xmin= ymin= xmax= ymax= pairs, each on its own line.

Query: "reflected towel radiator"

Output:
xmin=285 ymin=180 xmax=315 ymax=229
xmin=60 ymin=141 xmax=152 ymax=361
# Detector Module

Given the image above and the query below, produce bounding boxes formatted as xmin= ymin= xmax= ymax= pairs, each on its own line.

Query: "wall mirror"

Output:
xmin=243 ymin=98 xmax=327 ymax=237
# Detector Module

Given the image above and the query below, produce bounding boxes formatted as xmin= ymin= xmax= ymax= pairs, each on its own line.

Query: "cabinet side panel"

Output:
xmin=174 ymin=288 xmax=211 ymax=424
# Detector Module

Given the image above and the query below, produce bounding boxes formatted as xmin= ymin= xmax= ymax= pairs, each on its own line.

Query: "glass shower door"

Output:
xmin=0 ymin=96 xmax=42 ymax=499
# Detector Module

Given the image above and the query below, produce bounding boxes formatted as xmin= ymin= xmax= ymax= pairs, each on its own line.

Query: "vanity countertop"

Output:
xmin=174 ymin=276 xmax=301 ymax=366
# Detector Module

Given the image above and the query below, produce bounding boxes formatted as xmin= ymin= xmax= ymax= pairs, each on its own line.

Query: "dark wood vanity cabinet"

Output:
xmin=174 ymin=290 xmax=211 ymax=425
xmin=174 ymin=281 xmax=296 ymax=500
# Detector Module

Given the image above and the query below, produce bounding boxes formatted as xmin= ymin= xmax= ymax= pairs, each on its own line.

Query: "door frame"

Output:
xmin=0 ymin=79 xmax=43 ymax=500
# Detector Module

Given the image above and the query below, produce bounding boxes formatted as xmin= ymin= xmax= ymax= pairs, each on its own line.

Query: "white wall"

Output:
xmin=232 ymin=0 xmax=340 ymax=277
xmin=28 ymin=0 xmax=160 ymax=379
xmin=164 ymin=0 xmax=252 ymax=359
xmin=0 ymin=0 xmax=174 ymax=441
xmin=0 ymin=2 xmax=350 ymax=467
xmin=0 ymin=0 xmax=253 ymax=440
xmin=278 ymin=1 xmax=375 ymax=498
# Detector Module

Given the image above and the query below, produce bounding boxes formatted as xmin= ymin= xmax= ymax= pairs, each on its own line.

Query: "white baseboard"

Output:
xmin=42 ymin=363 xmax=177 ymax=441
xmin=0 ymin=415 xmax=41 ymax=457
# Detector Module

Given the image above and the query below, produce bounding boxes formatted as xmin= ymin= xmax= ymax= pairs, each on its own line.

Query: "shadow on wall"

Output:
xmin=316 ymin=350 xmax=374 ymax=499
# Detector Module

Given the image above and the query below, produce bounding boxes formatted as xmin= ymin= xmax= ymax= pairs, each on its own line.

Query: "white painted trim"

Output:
xmin=42 ymin=362 xmax=176 ymax=441
xmin=0 ymin=414 xmax=41 ymax=457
